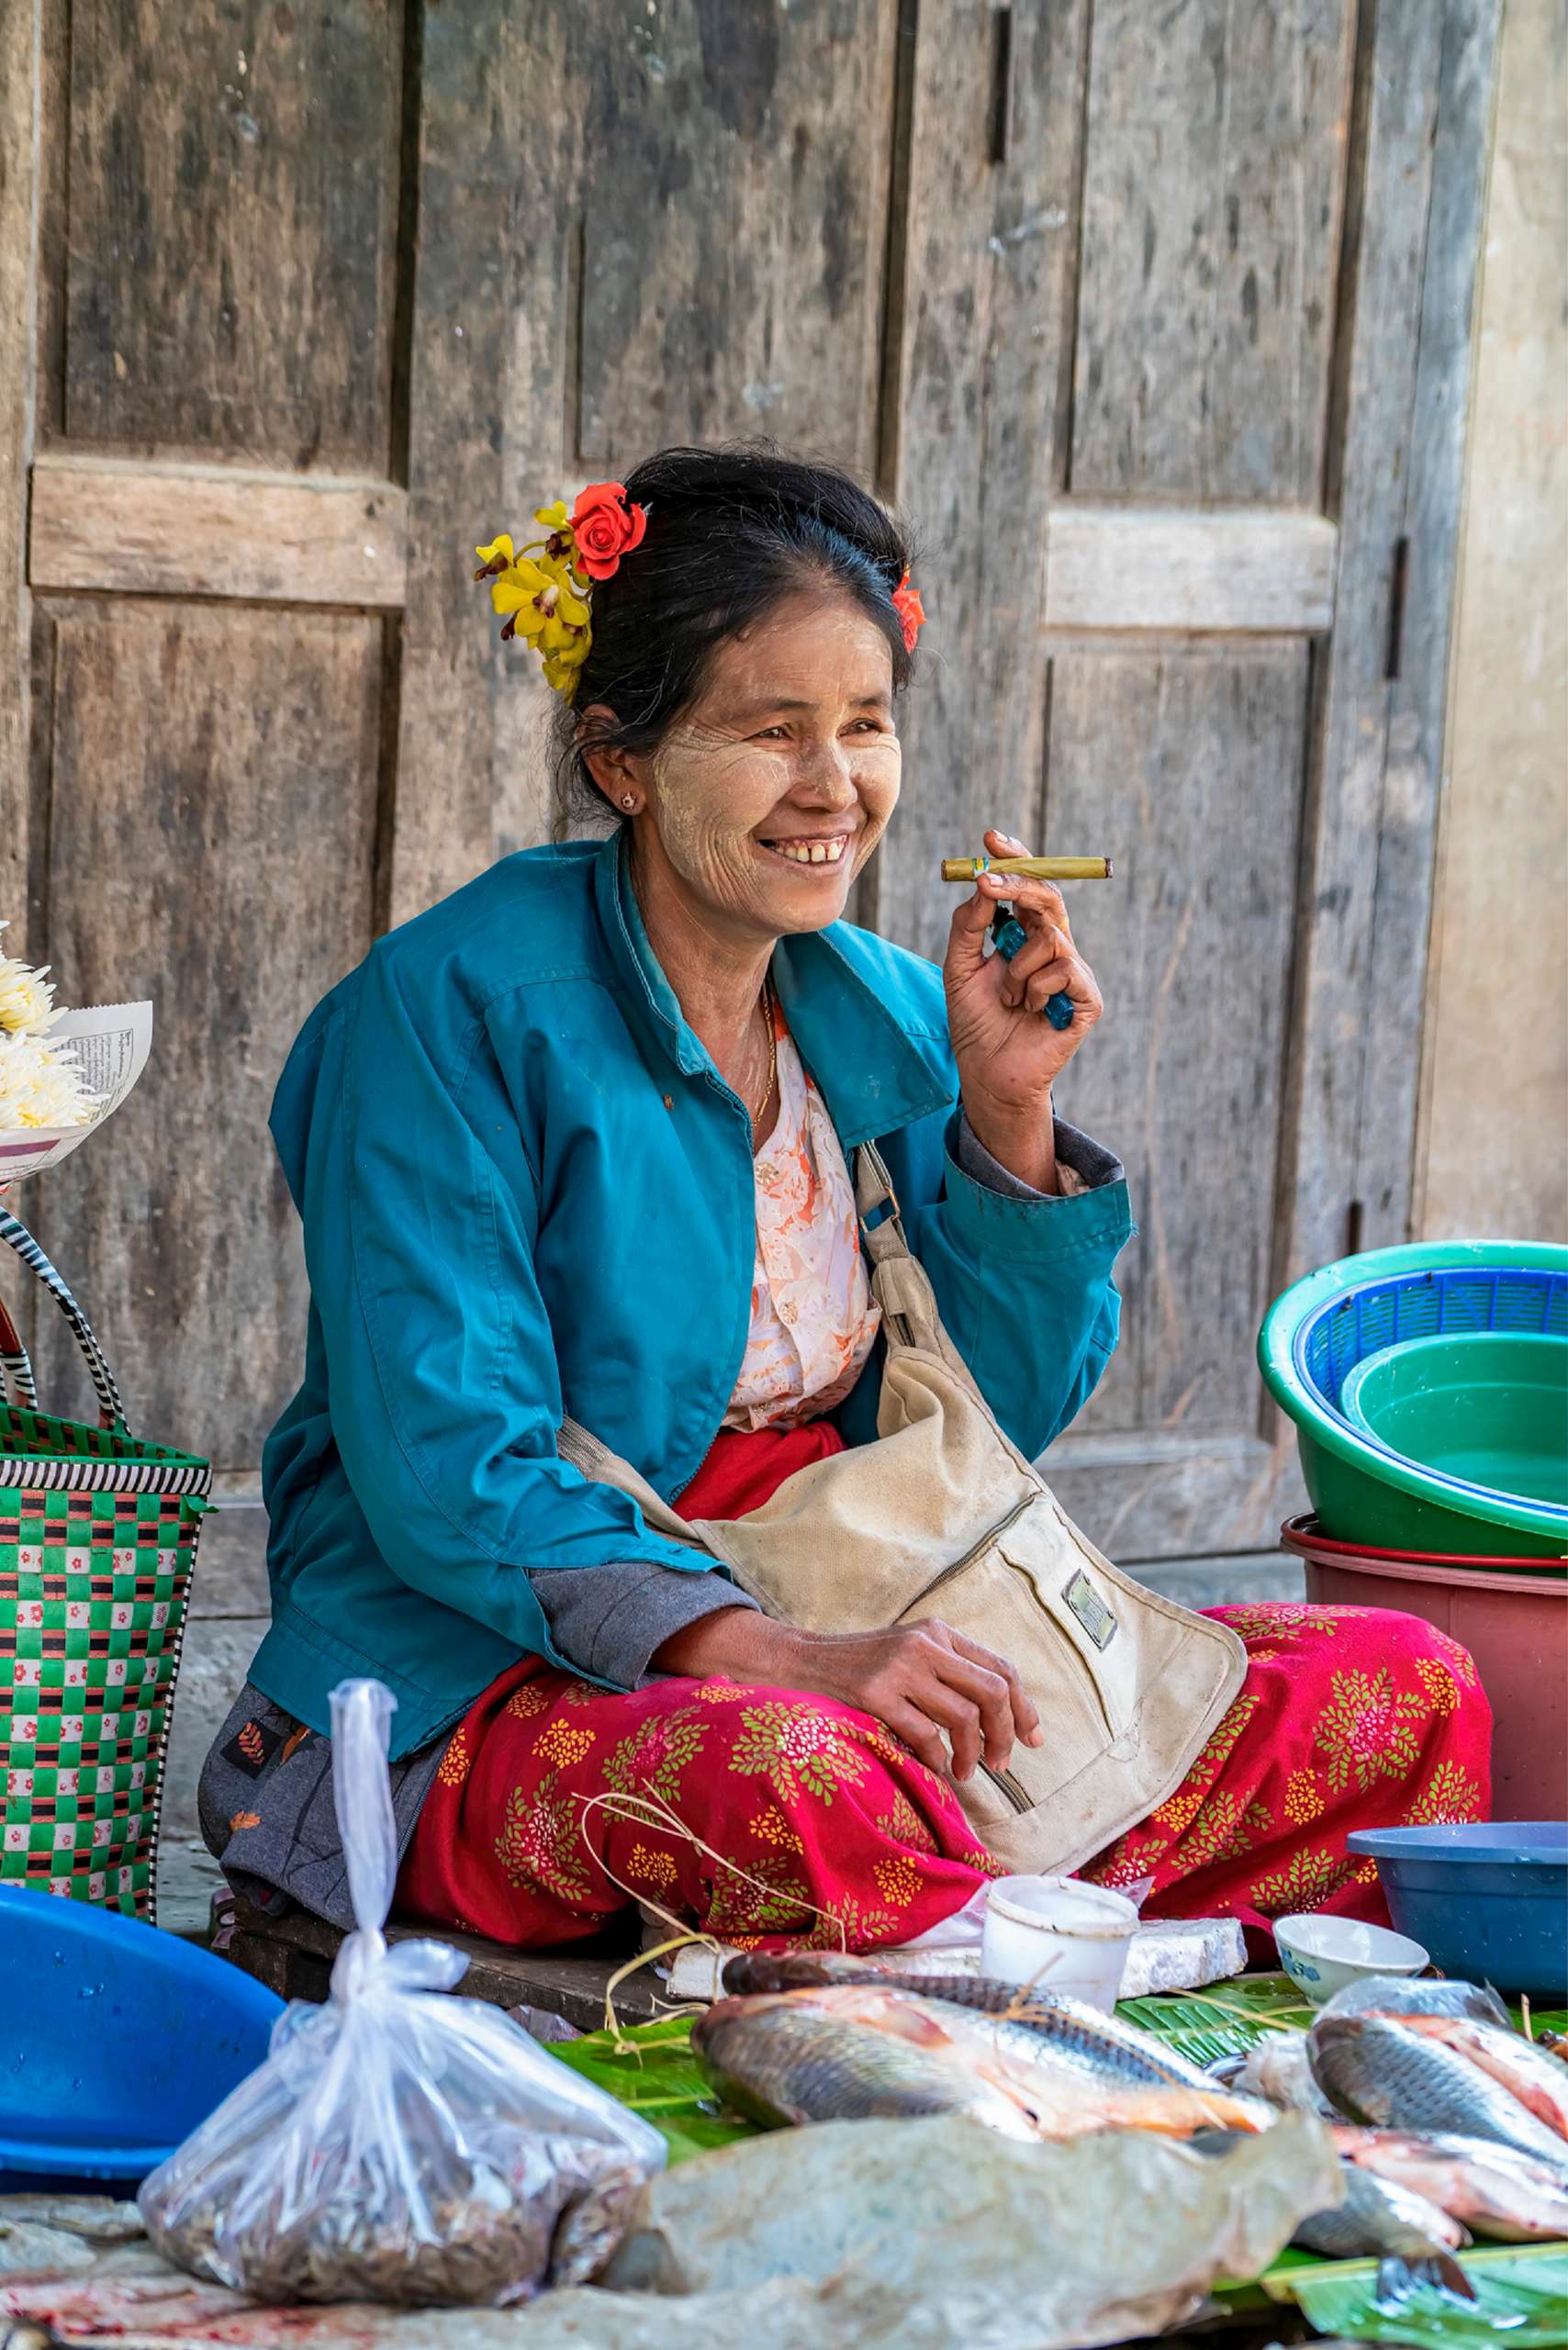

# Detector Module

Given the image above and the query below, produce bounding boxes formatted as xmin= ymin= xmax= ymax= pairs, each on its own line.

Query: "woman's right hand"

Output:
xmin=653 ymin=1607 xmax=1042 ymax=1783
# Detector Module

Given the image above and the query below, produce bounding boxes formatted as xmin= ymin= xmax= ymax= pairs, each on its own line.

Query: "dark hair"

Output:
xmin=551 ymin=442 xmax=919 ymax=837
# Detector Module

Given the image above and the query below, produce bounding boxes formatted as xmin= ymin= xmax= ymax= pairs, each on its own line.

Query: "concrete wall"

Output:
xmin=1417 ymin=0 xmax=1568 ymax=1245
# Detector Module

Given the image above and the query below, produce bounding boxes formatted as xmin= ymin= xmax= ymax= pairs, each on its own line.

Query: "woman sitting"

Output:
xmin=201 ymin=445 xmax=1488 ymax=1953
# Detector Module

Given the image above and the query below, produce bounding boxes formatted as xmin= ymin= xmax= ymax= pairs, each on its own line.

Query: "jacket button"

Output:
xmin=662 ymin=1094 xmax=673 ymax=1110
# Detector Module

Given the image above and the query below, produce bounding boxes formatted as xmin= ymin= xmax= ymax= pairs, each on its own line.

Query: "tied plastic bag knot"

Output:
xmin=139 ymin=1676 xmax=664 ymax=2307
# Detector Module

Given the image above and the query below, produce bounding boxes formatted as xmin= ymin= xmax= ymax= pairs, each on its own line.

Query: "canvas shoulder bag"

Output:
xmin=559 ymin=1144 xmax=1246 ymax=1874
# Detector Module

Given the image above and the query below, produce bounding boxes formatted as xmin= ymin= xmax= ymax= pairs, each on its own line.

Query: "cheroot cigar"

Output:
xmin=941 ymin=855 xmax=1113 ymax=883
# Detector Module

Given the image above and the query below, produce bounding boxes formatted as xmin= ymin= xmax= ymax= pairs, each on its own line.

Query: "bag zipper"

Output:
xmin=980 ymin=1761 xmax=1031 ymax=1815
xmin=908 ymin=1491 xmax=1039 ymax=1611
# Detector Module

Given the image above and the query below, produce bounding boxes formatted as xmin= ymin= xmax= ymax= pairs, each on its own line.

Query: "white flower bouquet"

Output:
xmin=0 ymin=923 xmax=152 ymax=1185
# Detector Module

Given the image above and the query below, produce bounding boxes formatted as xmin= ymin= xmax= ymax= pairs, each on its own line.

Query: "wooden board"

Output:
xmin=0 ymin=0 xmax=37 ymax=926
xmin=62 ymin=0 xmax=404 ymax=465
xmin=1044 ymin=508 xmax=1338 ymax=637
xmin=29 ymin=456 xmax=409 ymax=605
xmin=1045 ymin=643 xmax=1308 ymax=1491
xmin=1276 ymin=0 xmax=1502 ymax=1286
xmin=869 ymin=0 xmax=1091 ymax=961
xmin=392 ymin=0 xmax=900 ymax=924
xmin=28 ymin=598 xmax=381 ymax=1465
xmin=1070 ymin=0 xmax=1355 ymax=500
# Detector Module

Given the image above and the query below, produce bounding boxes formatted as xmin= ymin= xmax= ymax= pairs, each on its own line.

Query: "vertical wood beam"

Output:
xmin=0 ymin=1 xmax=39 ymax=931
xmin=1273 ymin=0 xmax=1501 ymax=1292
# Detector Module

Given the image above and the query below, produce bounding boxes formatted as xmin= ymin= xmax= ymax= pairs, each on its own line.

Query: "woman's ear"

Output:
xmin=577 ymin=703 xmax=644 ymax=816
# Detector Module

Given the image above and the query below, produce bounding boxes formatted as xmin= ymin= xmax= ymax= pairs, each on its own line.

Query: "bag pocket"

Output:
xmin=896 ymin=1494 xmax=1128 ymax=1820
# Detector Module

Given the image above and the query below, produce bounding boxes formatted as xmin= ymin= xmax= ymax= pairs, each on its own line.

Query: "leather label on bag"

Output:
xmin=1065 ymin=1569 xmax=1117 ymax=1650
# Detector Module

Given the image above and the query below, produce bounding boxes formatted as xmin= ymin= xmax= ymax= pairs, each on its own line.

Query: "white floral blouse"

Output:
xmin=725 ymin=995 xmax=882 ymax=1431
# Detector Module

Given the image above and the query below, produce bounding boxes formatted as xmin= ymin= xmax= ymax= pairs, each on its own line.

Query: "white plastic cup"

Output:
xmin=980 ymin=1874 xmax=1138 ymax=2012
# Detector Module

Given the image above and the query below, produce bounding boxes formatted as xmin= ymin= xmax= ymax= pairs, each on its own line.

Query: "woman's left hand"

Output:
xmin=944 ymin=827 xmax=1103 ymax=1183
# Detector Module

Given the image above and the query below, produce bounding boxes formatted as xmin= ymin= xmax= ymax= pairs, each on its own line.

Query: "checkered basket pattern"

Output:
xmin=0 ymin=1206 xmax=210 ymax=1921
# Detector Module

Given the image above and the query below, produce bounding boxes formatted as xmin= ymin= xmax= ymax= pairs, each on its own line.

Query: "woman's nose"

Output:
xmin=791 ymin=744 xmax=858 ymax=807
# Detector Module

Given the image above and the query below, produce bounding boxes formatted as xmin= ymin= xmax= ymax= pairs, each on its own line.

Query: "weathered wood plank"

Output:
xmin=29 ymin=599 xmax=380 ymax=1465
xmin=1045 ymin=644 xmax=1308 ymax=1460
xmin=227 ymin=1899 xmax=664 ymax=2028
xmin=1355 ymin=0 xmax=1503 ymax=1242
xmin=1043 ymin=507 xmax=1338 ymax=635
xmin=1071 ymin=0 xmax=1354 ymax=500
xmin=0 ymin=0 xmax=38 ymax=925
xmin=63 ymin=0 xmax=403 ymax=464
xmin=29 ymin=457 xmax=409 ymax=606
xmin=870 ymin=0 xmax=1091 ymax=961
xmin=1046 ymin=1429 xmax=1307 ymax=1565
xmin=1275 ymin=0 xmax=1498 ymax=1287
xmin=392 ymin=0 xmax=902 ymax=925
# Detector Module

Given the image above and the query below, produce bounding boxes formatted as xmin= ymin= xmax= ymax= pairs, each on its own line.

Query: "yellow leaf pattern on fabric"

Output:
xmin=1249 ymin=1845 xmax=1357 ymax=1917
xmin=503 ymin=1681 xmax=551 ymax=1721
xmin=875 ymin=1788 xmax=937 ymax=1855
xmin=1406 ymin=1760 xmax=1485 ymax=1825
xmin=627 ymin=1842 xmax=678 ymax=1891
xmin=874 ymin=1852 xmax=926 ymax=1908
xmin=1415 ymin=1655 xmax=1462 ymax=1715
xmin=728 ymin=1702 xmax=870 ymax=1807
xmin=1283 ymin=1768 xmax=1325 ymax=1825
xmin=707 ymin=1852 xmax=813 ymax=1937
xmin=804 ymin=1892 xmax=898 ymax=1950
xmin=1316 ymin=1666 xmax=1427 ymax=1795
xmin=494 ymin=1771 xmax=589 ymax=1904
xmin=437 ymin=1728 xmax=471 ymax=1787
xmin=750 ymin=1806 xmax=805 ymax=1854
xmin=603 ymin=1708 xmax=708 ymax=1806
xmin=534 ymin=1718 xmax=596 ymax=1769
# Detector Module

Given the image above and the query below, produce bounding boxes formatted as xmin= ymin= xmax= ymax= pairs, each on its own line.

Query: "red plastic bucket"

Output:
xmin=1281 ymin=1517 xmax=1567 ymax=1818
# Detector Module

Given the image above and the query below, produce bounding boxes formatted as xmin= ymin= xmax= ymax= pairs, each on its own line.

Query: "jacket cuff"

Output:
xmin=529 ymin=1561 xmax=759 ymax=1689
xmin=954 ymin=1109 xmax=1126 ymax=1202
xmin=941 ymin=1116 xmax=1134 ymax=1264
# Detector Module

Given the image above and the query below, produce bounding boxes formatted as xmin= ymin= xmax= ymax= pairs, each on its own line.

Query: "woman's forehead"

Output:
xmin=700 ymin=594 xmax=894 ymax=710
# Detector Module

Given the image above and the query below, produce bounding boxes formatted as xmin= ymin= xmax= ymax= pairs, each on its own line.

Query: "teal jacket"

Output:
xmin=252 ymin=835 xmax=1135 ymax=1757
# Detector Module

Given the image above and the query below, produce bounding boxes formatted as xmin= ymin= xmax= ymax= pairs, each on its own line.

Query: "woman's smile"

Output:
xmin=756 ymin=829 xmax=855 ymax=868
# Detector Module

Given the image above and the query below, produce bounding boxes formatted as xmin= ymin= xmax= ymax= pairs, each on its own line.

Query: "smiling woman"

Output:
xmin=196 ymin=442 xmax=1489 ymax=1961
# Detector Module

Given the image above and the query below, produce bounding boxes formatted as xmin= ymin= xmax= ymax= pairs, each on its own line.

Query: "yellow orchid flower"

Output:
xmin=533 ymin=501 xmax=572 ymax=533
xmin=543 ymin=651 xmax=586 ymax=700
xmin=474 ymin=533 xmax=516 ymax=581
xmin=491 ymin=553 xmax=592 ymax=663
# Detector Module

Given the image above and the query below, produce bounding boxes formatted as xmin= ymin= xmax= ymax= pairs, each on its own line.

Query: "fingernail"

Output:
xmin=1026 ymin=1725 xmax=1045 ymax=1747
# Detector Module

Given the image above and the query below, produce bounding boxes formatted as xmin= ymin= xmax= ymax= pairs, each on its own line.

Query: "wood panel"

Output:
xmin=577 ymin=0 xmax=897 ymax=473
xmin=30 ymin=599 xmax=381 ymax=1465
xmin=871 ymin=0 xmax=1091 ymax=963
xmin=1043 ymin=507 xmax=1337 ymax=635
xmin=1277 ymin=0 xmax=1502 ymax=1287
xmin=0 ymin=0 xmax=37 ymax=924
xmin=62 ymin=0 xmax=404 ymax=465
xmin=29 ymin=457 xmax=409 ymax=607
xmin=1045 ymin=644 xmax=1309 ymax=1450
xmin=392 ymin=0 xmax=900 ymax=924
xmin=1071 ymin=0 xmax=1354 ymax=501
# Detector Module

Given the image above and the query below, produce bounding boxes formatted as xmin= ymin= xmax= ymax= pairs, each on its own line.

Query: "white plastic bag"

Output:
xmin=139 ymin=1679 xmax=665 ymax=2307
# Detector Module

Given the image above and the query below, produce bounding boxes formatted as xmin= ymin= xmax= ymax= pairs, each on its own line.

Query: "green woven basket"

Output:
xmin=0 ymin=1206 xmax=210 ymax=1921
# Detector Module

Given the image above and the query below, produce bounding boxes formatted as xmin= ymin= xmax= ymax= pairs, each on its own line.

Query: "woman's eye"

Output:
xmin=755 ymin=725 xmax=790 ymax=741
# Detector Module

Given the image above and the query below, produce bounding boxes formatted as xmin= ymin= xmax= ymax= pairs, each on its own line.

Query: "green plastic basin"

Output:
xmin=1340 ymin=1332 xmax=1568 ymax=1511
xmin=1259 ymin=1240 xmax=1568 ymax=1561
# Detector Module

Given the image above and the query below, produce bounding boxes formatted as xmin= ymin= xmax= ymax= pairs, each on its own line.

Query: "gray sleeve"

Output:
xmin=529 ymin=1561 xmax=760 ymax=1688
xmin=955 ymin=1109 xmax=1125 ymax=1203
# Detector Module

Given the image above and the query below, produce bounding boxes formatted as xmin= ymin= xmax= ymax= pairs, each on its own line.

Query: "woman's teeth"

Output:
xmin=767 ymin=836 xmax=848 ymax=866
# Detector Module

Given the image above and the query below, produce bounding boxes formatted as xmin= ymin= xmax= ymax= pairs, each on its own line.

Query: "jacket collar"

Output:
xmin=593 ymin=832 xmax=952 ymax=1147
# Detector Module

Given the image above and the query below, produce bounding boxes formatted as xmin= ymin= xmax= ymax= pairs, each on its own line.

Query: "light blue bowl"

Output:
xmin=1345 ymin=1821 xmax=1568 ymax=1998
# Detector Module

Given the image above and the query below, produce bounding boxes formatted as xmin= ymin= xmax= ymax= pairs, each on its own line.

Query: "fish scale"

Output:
xmin=1309 ymin=2014 xmax=1568 ymax=2168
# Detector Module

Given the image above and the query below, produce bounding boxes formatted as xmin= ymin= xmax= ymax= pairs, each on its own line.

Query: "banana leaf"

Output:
xmin=1117 ymin=1972 xmax=1568 ymax=2065
xmin=548 ymin=2015 xmax=757 ymax=2164
xmin=1269 ymin=2244 xmax=1568 ymax=2346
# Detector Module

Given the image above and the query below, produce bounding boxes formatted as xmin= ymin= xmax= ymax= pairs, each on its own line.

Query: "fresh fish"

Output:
xmin=1309 ymin=2014 xmax=1568 ymax=2165
xmin=720 ymin=1952 xmax=1234 ymax=2095
xmin=701 ymin=1984 xmax=1275 ymax=2143
xmin=1394 ymin=2014 xmax=1568 ymax=2139
xmin=1333 ymin=2126 xmax=1568 ymax=2243
xmin=1294 ymin=2161 xmax=1474 ymax=2304
xmin=690 ymin=1997 xmax=1043 ymax=2140
xmin=1317 ymin=1974 xmax=1510 ymax=2028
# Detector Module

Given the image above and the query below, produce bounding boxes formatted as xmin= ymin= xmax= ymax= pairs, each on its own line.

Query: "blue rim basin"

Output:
xmin=0 ymin=1885 xmax=283 ymax=2194
xmin=1346 ymin=1821 xmax=1568 ymax=1998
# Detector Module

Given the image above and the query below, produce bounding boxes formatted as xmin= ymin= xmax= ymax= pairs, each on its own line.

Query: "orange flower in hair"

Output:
xmin=891 ymin=569 xmax=925 ymax=654
xmin=570 ymin=482 xmax=649 ymax=581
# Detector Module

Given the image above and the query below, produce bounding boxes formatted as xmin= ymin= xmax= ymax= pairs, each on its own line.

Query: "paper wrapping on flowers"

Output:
xmin=0 ymin=1001 xmax=153 ymax=1183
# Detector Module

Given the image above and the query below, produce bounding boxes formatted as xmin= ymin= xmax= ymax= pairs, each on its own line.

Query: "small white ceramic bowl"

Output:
xmin=1274 ymin=1911 xmax=1429 ymax=2007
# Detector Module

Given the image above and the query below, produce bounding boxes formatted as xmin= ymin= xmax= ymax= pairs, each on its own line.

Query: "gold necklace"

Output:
xmin=751 ymin=976 xmax=778 ymax=1128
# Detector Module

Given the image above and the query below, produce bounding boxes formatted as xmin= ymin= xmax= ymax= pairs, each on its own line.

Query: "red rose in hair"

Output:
xmin=891 ymin=569 xmax=925 ymax=653
xmin=571 ymin=482 xmax=649 ymax=581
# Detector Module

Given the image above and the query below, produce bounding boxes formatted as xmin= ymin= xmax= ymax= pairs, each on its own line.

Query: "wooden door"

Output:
xmin=0 ymin=0 xmax=1498 ymax=1574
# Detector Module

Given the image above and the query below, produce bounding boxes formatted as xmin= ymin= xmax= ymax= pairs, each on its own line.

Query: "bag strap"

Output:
xmin=0 ymin=1207 xmax=128 ymax=1433
xmin=0 ymin=1286 xmax=39 ymax=1410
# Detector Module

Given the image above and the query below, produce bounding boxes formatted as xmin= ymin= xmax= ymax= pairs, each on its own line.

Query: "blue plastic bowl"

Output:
xmin=0 ymin=1885 xmax=284 ymax=2194
xmin=1346 ymin=1822 xmax=1568 ymax=1998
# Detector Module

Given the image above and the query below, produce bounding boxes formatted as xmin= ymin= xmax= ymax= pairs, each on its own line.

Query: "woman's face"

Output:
xmin=629 ymin=588 xmax=902 ymax=946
